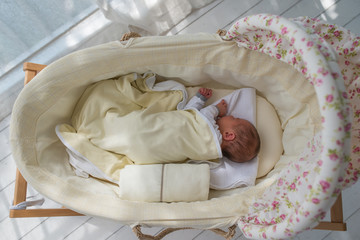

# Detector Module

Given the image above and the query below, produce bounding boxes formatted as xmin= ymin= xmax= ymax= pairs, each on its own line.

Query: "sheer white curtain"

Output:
xmin=0 ymin=0 xmax=214 ymax=121
xmin=96 ymin=0 xmax=215 ymax=35
xmin=0 ymin=0 xmax=96 ymax=76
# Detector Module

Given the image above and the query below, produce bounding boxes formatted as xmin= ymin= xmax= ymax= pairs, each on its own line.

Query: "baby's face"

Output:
xmin=216 ymin=116 xmax=247 ymax=133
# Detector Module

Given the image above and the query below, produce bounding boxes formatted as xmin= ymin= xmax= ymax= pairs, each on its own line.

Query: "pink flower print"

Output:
xmin=290 ymin=37 xmax=295 ymax=46
xmin=316 ymin=78 xmax=323 ymax=86
xmin=337 ymin=111 xmax=344 ymax=119
xmin=326 ymin=94 xmax=334 ymax=102
xmin=356 ymin=109 xmax=360 ymax=117
xmin=307 ymin=41 xmax=314 ymax=47
xmin=336 ymin=140 xmax=344 ymax=147
xmin=329 ymin=153 xmax=339 ymax=161
xmin=312 ymin=198 xmax=320 ymax=204
xmin=302 ymin=67 xmax=307 ymax=74
xmin=304 ymin=211 xmax=310 ymax=217
xmin=353 ymin=147 xmax=360 ymax=153
xmin=266 ymin=18 xmax=273 ymax=26
xmin=342 ymin=91 xmax=348 ymax=99
xmin=275 ymin=38 xmax=282 ymax=47
xmin=317 ymin=160 xmax=323 ymax=166
xmin=320 ymin=180 xmax=330 ymax=192
xmin=303 ymin=171 xmax=309 ymax=177
xmin=345 ymin=60 xmax=350 ymax=66
xmin=271 ymin=201 xmax=279 ymax=209
xmin=280 ymin=214 xmax=286 ymax=220
xmin=343 ymin=48 xmax=349 ymax=55
xmin=281 ymin=27 xmax=289 ymax=35
xmin=317 ymin=68 xmax=329 ymax=76
xmin=345 ymin=123 xmax=351 ymax=132
xmin=278 ymin=178 xmax=284 ymax=186
xmin=290 ymin=183 xmax=296 ymax=190
xmin=262 ymin=232 xmax=267 ymax=239
xmin=334 ymin=30 xmax=341 ymax=37
xmin=332 ymin=72 xmax=340 ymax=79
xmin=311 ymin=145 xmax=316 ymax=152
xmin=276 ymin=53 xmax=281 ymax=59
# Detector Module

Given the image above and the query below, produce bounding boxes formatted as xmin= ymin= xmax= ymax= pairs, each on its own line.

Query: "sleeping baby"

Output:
xmin=87 ymin=86 xmax=261 ymax=165
xmin=186 ymin=88 xmax=261 ymax=163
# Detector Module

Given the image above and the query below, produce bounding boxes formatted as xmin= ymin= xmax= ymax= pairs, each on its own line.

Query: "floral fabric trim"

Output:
xmin=222 ymin=14 xmax=358 ymax=239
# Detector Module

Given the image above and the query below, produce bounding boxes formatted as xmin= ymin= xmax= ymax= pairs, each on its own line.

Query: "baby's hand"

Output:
xmin=198 ymin=88 xmax=212 ymax=100
xmin=216 ymin=99 xmax=227 ymax=117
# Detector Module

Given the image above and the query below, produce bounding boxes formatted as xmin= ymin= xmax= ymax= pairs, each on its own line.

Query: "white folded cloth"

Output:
xmin=119 ymin=164 xmax=210 ymax=202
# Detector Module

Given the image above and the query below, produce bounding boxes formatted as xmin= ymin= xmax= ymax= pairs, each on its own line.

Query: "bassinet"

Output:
xmin=9 ymin=14 xmax=359 ymax=239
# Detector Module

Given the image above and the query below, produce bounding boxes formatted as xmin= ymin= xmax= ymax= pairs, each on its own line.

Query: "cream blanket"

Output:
xmin=119 ymin=164 xmax=210 ymax=202
xmin=56 ymin=72 xmax=220 ymax=183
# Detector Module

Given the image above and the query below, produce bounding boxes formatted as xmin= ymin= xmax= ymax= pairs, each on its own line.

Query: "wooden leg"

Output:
xmin=10 ymin=62 xmax=83 ymax=218
xmin=314 ymin=193 xmax=347 ymax=231
xmin=13 ymin=169 xmax=28 ymax=205
xmin=23 ymin=62 xmax=46 ymax=85
xmin=9 ymin=169 xmax=83 ymax=218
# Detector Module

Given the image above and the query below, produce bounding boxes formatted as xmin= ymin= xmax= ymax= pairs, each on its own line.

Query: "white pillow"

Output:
xmin=186 ymin=87 xmax=283 ymax=178
xmin=256 ymin=96 xmax=283 ymax=177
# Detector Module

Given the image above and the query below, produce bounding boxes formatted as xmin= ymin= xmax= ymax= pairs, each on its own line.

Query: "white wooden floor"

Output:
xmin=1 ymin=0 xmax=360 ymax=239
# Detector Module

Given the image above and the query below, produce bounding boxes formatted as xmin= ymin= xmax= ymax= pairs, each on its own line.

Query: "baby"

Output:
xmin=186 ymin=88 xmax=261 ymax=163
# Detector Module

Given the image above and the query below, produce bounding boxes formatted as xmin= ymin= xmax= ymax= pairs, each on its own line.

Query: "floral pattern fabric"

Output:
xmin=222 ymin=14 xmax=359 ymax=239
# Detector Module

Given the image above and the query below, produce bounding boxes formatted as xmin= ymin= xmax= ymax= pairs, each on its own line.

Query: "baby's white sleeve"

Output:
xmin=200 ymin=105 xmax=222 ymax=144
xmin=199 ymin=105 xmax=219 ymax=120
xmin=185 ymin=94 xmax=222 ymax=143
xmin=184 ymin=93 xmax=207 ymax=110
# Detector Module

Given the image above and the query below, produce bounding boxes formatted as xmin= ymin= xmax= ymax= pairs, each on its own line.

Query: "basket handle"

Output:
xmin=120 ymin=32 xmax=141 ymax=41
xmin=132 ymin=224 xmax=237 ymax=240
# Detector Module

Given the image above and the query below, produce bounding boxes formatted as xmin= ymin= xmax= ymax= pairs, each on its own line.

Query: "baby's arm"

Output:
xmin=200 ymin=99 xmax=227 ymax=120
xmin=216 ymin=99 xmax=227 ymax=117
xmin=198 ymin=88 xmax=212 ymax=100
xmin=185 ymin=88 xmax=212 ymax=110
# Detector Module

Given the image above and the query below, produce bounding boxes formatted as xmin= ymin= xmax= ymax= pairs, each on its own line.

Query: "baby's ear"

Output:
xmin=223 ymin=131 xmax=235 ymax=141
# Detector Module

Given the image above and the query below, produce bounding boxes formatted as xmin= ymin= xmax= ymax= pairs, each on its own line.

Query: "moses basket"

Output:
xmin=10 ymin=14 xmax=360 ymax=239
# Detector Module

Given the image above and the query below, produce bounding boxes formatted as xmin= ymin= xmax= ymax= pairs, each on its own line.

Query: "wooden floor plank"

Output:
xmin=343 ymin=12 xmax=360 ymax=35
xmin=0 ymin=126 xmax=11 ymax=161
xmin=221 ymin=0 xmax=302 ymax=30
xmin=0 ymin=115 xmax=11 ymax=133
xmin=324 ymin=208 xmax=360 ymax=240
xmin=178 ymin=0 xmax=262 ymax=34
xmin=319 ymin=0 xmax=360 ymax=27
xmin=281 ymin=0 xmax=337 ymax=18
xmin=166 ymin=0 xmax=224 ymax=36
xmin=0 ymin=154 xmax=16 ymax=192
xmin=20 ymin=216 xmax=90 ymax=240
